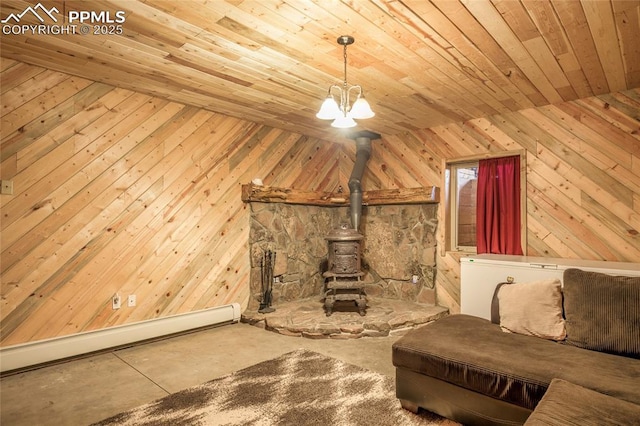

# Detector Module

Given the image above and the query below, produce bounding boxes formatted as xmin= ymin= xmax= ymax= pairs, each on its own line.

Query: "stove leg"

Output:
xmin=324 ymin=297 xmax=334 ymax=316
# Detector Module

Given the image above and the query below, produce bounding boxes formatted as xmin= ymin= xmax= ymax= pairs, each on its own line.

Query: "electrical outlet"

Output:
xmin=112 ymin=294 xmax=121 ymax=310
xmin=127 ymin=294 xmax=136 ymax=307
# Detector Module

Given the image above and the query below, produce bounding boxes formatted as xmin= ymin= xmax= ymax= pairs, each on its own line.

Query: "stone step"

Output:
xmin=241 ymin=297 xmax=449 ymax=339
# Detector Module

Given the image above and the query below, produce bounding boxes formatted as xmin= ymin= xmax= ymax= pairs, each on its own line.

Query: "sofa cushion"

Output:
xmin=563 ymin=268 xmax=640 ymax=358
xmin=392 ymin=314 xmax=640 ymax=410
xmin=525 ymin=379 xmax=640 ymax=425
xmin=497 ymin=279 xmax=566 ymax=341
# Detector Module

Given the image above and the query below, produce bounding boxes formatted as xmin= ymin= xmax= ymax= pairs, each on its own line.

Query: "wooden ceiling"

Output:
xmin=1 ymin=0 xmax=639 ymax=141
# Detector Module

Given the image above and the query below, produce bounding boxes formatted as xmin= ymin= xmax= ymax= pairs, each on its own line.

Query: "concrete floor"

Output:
xmin=0 ymin=322 xmax=403 ymax=426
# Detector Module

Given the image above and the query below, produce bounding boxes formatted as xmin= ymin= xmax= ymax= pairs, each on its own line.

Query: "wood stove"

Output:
xmin=323 ymin=224 xmax=366 ymax=316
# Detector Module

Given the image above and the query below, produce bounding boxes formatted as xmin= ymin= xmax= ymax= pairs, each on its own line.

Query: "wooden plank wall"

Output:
xmin=365 ymin=88 xmax=640 ymax=312
xmin=0 ymin=59 xmax=342 ymax=346
xmin=1 ymin=59 xmax=639 ymax=344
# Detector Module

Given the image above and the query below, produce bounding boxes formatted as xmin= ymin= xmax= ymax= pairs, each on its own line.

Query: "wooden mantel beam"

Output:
xmin=241 ymin=184 xmax=439 ymax=206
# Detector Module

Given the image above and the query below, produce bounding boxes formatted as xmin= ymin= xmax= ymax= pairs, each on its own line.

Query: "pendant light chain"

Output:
xmin=342 ymin=42 xmax=349 ymax=113
xmin=343 ymin=42 xmax=348 ymax=90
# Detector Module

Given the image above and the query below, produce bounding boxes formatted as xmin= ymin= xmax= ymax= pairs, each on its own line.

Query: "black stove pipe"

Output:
xmin=347 ymin=131 xmax=381 ymax=231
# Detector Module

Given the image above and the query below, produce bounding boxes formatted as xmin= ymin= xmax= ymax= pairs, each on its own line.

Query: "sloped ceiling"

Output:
xmin=1 ymin=0 xmax=639 ymax=141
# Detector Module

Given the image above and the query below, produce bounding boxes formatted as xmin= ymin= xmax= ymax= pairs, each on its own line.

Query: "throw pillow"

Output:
xmin=497 ymin=279 xmax=566 ymax=341
xmin=563 ymin=268 xmax=640 ymax=358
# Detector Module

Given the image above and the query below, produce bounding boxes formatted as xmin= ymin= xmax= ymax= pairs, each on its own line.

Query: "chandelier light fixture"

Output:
xmin=316 ymin=35 xmax=375 ymax=128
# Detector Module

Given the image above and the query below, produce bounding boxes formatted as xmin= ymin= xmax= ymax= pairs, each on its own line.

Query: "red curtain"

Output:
xmin=476 ymin=155 xmax=523 ymax=255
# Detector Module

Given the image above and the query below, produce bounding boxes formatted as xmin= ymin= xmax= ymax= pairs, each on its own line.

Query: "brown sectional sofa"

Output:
xmin=392 ymin=268 xmax=640 ymax=425
xmin=525 ymin=378 xmax=640 ymax=425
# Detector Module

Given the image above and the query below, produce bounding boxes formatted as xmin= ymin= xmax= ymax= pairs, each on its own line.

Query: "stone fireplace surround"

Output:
xmin=241 ymin=184 xmax=448 ymax=338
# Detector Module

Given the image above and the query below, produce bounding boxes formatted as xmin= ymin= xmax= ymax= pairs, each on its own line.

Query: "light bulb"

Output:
xmin=316 ymin=96 xmax=341 ymax=120
xmin=331 ymin=115 xmax=357 ymax=128
xmin=350 ymin=95 xmax=374 ymax=119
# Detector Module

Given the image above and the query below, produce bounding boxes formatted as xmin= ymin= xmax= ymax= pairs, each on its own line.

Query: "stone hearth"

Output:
xmin=242 ymin=184 xmax=444 ymax=337
xmin=247 ymin=202 xmax=439 ymax=309
xmin=242 ymin=297 xmax=448 ymax=339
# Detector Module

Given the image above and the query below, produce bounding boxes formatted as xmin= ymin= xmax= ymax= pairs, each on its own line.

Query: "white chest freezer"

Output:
xmin=460 ymin=254 xmax=640 ymax=321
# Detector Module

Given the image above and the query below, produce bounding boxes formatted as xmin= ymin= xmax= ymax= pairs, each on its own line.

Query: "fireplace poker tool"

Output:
xmin=259 ymin=250 xmax=276 ymax=313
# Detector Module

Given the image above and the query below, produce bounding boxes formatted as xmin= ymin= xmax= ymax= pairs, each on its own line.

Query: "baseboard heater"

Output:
xmin=0 ymin=303 xmax=241 ymax=374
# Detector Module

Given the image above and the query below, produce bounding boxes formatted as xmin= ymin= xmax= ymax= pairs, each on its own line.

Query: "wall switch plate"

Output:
xmin=1 ymin=180 xmax=13 ymax=195
xmin=127 ymin=294 xmax=136 ymax=307
xmin=112 ymin=294 xmax=121 ymax=309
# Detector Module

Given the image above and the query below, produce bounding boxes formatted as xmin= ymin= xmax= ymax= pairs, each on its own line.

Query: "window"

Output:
xmin=445 ymin=152 xmax=526 ymax=254
xmin=445 ymin=162 xmax=479 ymax=252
